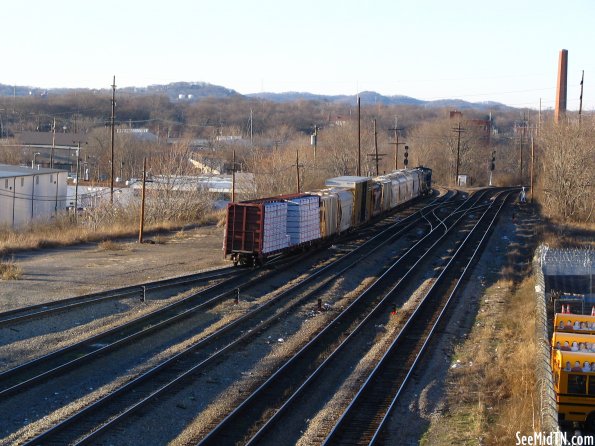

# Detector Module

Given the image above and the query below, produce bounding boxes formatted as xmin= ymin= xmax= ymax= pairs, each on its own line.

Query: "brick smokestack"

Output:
xmin=555 ymin=49 xmax=568 ymax=123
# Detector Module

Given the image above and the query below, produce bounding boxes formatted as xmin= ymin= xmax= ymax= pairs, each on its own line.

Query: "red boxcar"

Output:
xmin=224 ymin=193 xmax=319 ymax=266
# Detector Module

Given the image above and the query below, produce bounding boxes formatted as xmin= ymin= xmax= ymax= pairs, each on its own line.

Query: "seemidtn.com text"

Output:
xmin=516 ymin=432 xmax=594 ymax=446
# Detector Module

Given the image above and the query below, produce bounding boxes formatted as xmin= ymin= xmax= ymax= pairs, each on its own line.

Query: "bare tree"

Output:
xmin=537 ymin=120 xmax=594 ymax=222
xmin=409 ymin=115 xmax=488 ymax=185
xmin=144 ymin=142 xmax=213 ymax=222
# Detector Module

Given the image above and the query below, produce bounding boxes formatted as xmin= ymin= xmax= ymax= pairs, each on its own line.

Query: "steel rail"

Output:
xmin=242 ymin=191 xmax=507 ymax=446
xmin=323 ymin=191 xmax=512 ymax=445
xmin=0 ymin=266 xmax=239 ymax=327
xmin=18 ymin=192 xmax=454 ymax=445
xmin=197 ymin=191 xmax=488 ymax=445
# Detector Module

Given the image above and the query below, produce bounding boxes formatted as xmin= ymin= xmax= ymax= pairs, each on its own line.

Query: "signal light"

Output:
xmin=404 ymin=145 xmax=409 ymax=167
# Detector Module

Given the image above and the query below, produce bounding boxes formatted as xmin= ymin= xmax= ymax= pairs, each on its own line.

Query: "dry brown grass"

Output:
xmin=537 ymin=219 xmax=595 ymax=249
xmin=152 ymin=235 xmax=167 ymax=245
xmin=97 ymin=240 xmax=125 ymax=251
xmin=0 ymin=210 xmax=217 ymax=257
xmin=212 ymin=209 xmax=227 ymax=228
xmin=421 ymin=276 xmax=539 ymax=446
xmin=0 ymin=258 xmax=23 ymax=280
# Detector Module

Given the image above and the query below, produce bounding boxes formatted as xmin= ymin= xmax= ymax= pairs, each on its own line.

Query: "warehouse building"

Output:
xmin=0 ymin=164 xmax=68 ymax=227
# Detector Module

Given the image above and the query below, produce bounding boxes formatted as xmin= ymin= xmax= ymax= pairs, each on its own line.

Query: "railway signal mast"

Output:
xmin=489 ymin=150 xmax=496 ymax=186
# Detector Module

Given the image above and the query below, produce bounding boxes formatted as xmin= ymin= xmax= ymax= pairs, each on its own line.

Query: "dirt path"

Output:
xmin=0 ymin=225 xmax=227 ymax=312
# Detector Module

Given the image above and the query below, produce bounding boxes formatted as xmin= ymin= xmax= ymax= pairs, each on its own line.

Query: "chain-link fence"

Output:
xmin=534 ymin=245 xmax=560 ymax=435
xmin=540 ymin=246 xmax=595 ymax=277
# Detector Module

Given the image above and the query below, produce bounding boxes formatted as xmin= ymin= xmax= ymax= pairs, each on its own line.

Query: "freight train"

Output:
xmin=224 ymin=167 xmax=432 ymax=266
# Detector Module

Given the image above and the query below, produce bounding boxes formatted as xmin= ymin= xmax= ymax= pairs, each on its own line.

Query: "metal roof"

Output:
xmin=16 ymin=131 xmax=88 ymax=148
xmin=0 ymin=163 xmax=66 ymax=179
xmin=325 ymin=175 xmax=371 ymax=185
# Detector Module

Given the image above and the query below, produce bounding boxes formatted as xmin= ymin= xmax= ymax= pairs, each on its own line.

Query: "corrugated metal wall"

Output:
xmin=0 ymin=171 xmax=68 ymax=227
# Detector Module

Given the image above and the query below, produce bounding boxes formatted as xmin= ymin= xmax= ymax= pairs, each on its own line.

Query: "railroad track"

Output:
xmin=1 ymin=194 xmax=449 ymax=402
xmin=322 ymin=191 xmax=512 ymax=445
xmin=0 ymin=256 xmax=293 ymax=399
xmin=16 ymin=192 xmax=457 ymax=445
xmin=195 ymin=189 xmax=502 ymax=445
xmin=0 ymin=266 xmax=239 ymax=328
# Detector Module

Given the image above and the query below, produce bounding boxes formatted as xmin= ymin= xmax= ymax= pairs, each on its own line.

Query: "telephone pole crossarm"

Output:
xmin=389 ymin=126 xmax=404 ymax=170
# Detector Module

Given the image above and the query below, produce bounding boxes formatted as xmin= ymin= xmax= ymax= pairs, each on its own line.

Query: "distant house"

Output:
xmin=0 ymin=164 xmax=68 ymax=227
xmin=128 ymin=173 xmax=255 ymax=200
xmin=166 ymin=138 xmax=210 ymax=150
xmin=449 ymin=110 xmax=496 ymax=143
xmin=116 ymin=128 xmax=158 ymax=142
xmin=190 ymin=157 xmax=227 ymax=175
xmin=16 ymin=131 xmax=88 ymax=149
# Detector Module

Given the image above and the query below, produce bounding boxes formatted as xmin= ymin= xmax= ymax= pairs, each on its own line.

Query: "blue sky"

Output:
xmin=2 ymin=0 xmax=593 ymax=109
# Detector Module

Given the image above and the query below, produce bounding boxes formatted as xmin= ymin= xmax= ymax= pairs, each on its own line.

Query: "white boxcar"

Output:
xmin=286 ymin=195 xmax=321 ymax=245
xmin=262 ymin=201 xmax=290 ymax=254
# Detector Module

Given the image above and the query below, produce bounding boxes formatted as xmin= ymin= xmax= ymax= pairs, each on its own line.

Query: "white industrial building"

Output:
xmin=0 ymin=164 xmax=68 ymax=227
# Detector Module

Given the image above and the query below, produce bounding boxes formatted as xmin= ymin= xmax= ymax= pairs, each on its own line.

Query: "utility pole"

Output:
xmin=249 ymin=109 xmax=253 ymax=145
xmin=51 ymin=117 xmax=56 ymax=169
xmin=452 ymin=123 xmax=465 ymax=186
xmin=231 ymin=149 xmax=236 ymax=202
xmin=295 ymin=149 xmax=301 ymax=193
xmin=530 ymin=135 xmax=535 ymax=203
xmin=579 ymin=70 xmax=584 ymax=125
xmin=357 ymin=96 xmax=361 ymax=176
xmin=520 ymin=115 xmax=525 ymax=186
xmin=74 ymin=142 xmax=81 ymax=216
xmin=366 ymin=120 xmax=386 ymax=177
xmin=389 ymin=126 xmax=404 ymax=170
xmin=373 ymin=119 xmax=378 ymax=176
xmin=110 ymin=75 xmax=116 ymax=204
xmin=311 ymin=125 xmax=318 ymax=161
xmin=538 ymin=98 xmax=542 ymax=137
xmin=139 ymin=157 xmax=147 ymax=243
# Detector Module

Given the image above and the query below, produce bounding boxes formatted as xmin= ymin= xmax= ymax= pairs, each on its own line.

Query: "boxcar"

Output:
xmin=224 ymin=193 xmax=320 ymax=266
xmin=324 ymin=176 xmax=372 ymax=226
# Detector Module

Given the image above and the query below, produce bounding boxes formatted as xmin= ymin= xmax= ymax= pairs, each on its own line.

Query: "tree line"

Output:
xmin=0 ymin=92 xmax=591 ymax=224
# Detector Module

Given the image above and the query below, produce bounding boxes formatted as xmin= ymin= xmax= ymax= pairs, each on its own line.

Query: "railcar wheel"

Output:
xmin=585 ymin=412 xmax=595 ymax=431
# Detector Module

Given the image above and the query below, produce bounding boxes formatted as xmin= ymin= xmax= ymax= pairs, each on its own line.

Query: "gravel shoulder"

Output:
xmin=0 ymin=225 xmax=227 ymax=312
xmin=383 ymin=200 xmax=538 ymax=445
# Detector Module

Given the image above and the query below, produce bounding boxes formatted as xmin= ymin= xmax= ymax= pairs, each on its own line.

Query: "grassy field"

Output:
xmin=0 ymin=258 xmax=22 ymax=280
xmin=0 ymin=209 xmax=224 ymax=258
